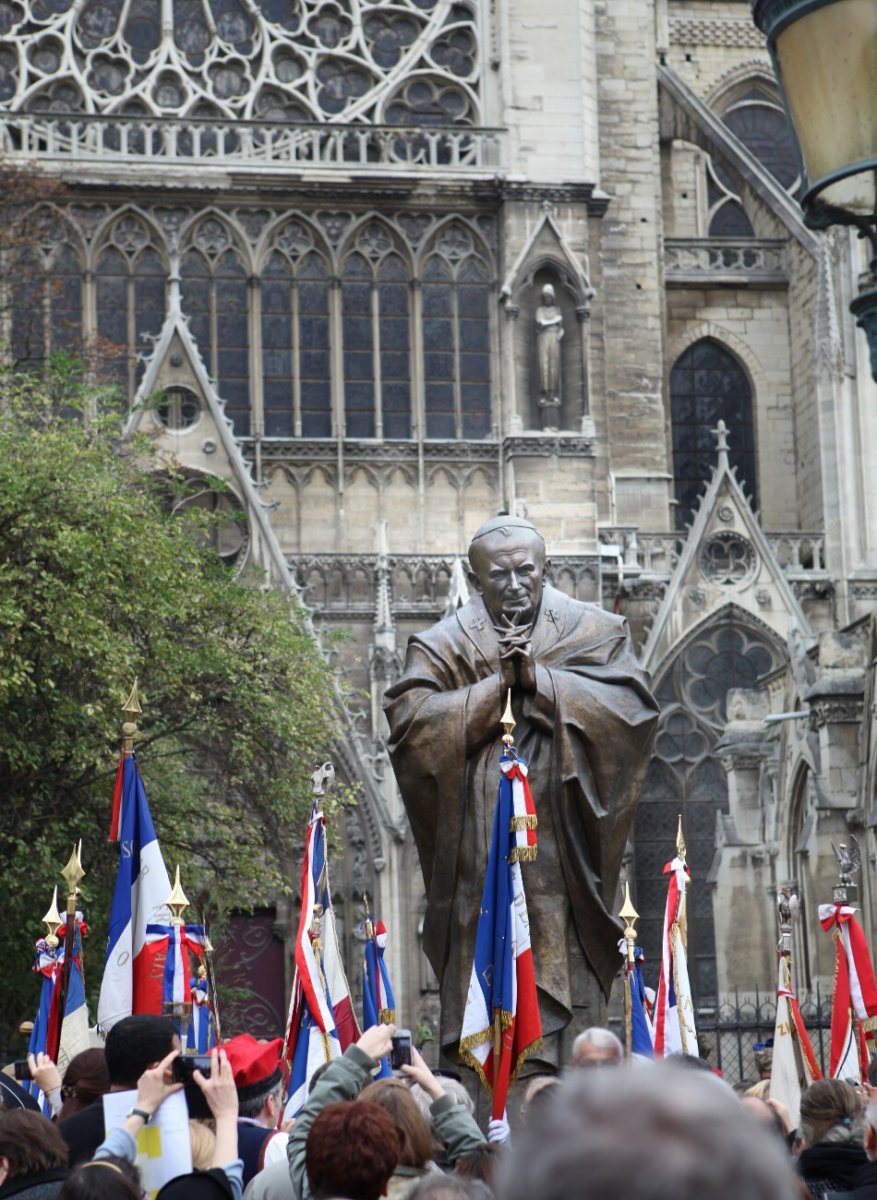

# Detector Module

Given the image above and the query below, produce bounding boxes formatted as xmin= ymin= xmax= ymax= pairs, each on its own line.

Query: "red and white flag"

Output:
xmin=819 ymin=904 xmax=877 ymax=1079
xmin=769 ymin=952 xmax=821 ymax=1128
xmin=654 ymin=851 xmax=697 ymax=1057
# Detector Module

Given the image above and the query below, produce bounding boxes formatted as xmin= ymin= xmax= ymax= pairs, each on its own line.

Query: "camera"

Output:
xmin=12 ymin=1060 xmax=32 ymax=1082
xmin=390 ymin=1029 xmax=412 ymax=1070
xmin=172 ymin=1054 xmax=212 ymax=1083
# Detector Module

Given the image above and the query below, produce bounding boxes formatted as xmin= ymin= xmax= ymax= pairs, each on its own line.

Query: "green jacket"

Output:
xmin=286 ymin=1045 xmax=485 ymax=1200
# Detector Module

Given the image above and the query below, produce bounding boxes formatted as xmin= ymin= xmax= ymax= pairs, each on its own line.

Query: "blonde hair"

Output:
xmin=745 ymin=1080 xmax=770 ymax=1101
xmin=189 ymin=1120 xmax=216 ymax=1170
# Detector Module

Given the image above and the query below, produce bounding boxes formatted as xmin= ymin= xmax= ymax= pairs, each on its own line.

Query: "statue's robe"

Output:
xmin=383 ymin=584 xmax=659 ymax=1063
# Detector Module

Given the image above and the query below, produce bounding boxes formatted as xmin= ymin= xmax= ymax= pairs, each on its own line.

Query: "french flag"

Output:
xmin=621 ymin=944 xmax=655 ymax=1058
xmin=654 ymin=853 xmax=698 ymax=1057
xmin=459 ymin=755 xmax=542 ymax=1119
xmin=144 ymin=921 xmax=208 ymax=1038
xmin=363 ymin=919 xmax=396 ymax=1078
xmin=97 ymin=753 xmax=171 ymax=1032
xmin=283 ymin=804 xmax=358 ymax=1117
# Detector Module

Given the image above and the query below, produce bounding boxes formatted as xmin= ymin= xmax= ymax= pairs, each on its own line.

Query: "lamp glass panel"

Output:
xmin=774 ymin=0 xmax=877 ymax=214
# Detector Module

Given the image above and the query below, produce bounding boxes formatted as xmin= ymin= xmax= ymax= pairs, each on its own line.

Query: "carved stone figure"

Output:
xmin=383 ymin=516 xmax=659 ymax=1071
xmin=535 ymin=283 xmax=564 ymax=427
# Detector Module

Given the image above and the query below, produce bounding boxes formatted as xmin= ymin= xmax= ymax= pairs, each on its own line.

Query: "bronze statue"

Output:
xmin=383 ymin=516 xmax=659 ymax=1070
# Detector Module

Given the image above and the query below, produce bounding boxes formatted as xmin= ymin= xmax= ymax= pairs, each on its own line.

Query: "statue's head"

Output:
xmin=540 ymin=283 xmax=557 ymax=306
xmin=467 ymin=516 xmax=547 ymax=626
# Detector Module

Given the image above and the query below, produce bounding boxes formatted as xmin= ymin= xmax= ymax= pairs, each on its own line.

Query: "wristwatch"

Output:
xmin=125 ymin=1107 xmax=152 ymax=1124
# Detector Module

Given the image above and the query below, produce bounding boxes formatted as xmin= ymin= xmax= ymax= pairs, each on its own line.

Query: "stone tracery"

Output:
xmin=0 ymin=0 xmax=482 ymax=124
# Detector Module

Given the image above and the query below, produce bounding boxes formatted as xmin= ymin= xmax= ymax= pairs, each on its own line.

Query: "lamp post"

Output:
xmin=752 ymin=0 xmax=877 ymax=377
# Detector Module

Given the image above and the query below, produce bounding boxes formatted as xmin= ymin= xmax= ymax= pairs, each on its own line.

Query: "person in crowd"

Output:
xmin=0 ymin=1109 xmax=68 ymax=1198
xmin=61 ymin=1047 xmax=241 ymax=1200
xmin=454 ymin=1144 xmax=504 ymax=1193
xmin=56 ymin=1156 xmax=141 ymax=1200
xmin=498 ymin=1060 xmax=801 ymax=1200
xmin=27 ymin=1051 xmax=111 ymax=1124
xmin=852 ymin=1096 xmax=877 ymax=1199
xmin=797 ymin=1079 xmax=867 ymax=1198
xmin=276 ymin=1025 xmax=481 ymax=1200
xmin=518 ymin=1075 xmax=559 ymax=1122
xmin=304 ymin=1101 xmax=398 ymax=1200
xmin=58 ymin=1016 xmax=179 ymax=1166
xmin=218 ymin=1036 xmax=287 ymax=1185
xmin=568 ymin=1027 xmax=623 ymax=1070
xmin=405 ymin=1178 xmax=493 ymax=1200
xmin=0 ymin=1073 xmax=41 ymax=1114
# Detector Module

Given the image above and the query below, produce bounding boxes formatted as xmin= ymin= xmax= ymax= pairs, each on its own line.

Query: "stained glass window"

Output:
xmin=181 ymin=221 xmax=251 ymax=435
xmin=670 ymin=339 xmax=757 ymax=529
xmin=422 ymin=223 xmax=492 ymax=440
xmin=95 ymin=215 xmax=166 ymax=394
xmin=9 ymin=240 xmax=83 ymax=368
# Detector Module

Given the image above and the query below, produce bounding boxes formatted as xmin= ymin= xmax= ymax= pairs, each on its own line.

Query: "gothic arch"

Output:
xmin=665 ymin=322 xmax=767 ymax=400
xmin=88 ymin=206 xmax=168 ymax=269
xmin=256 ymin=213 xmax=333 ymax=273
xmin=635 ymin=605 xmax=786 ymax=1000
xmin=416 ymin=215 xmax=494 ymax=277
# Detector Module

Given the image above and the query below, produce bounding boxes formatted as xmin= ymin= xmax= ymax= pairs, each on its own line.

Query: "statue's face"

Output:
xmin=469 ymin=530 xmax=546 ymax=626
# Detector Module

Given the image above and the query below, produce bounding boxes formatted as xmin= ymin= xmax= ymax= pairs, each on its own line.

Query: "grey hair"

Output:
xmin=499 ymin=1062 xmax=801 ymax=1200
xmin=799 ymin=1078 xmax=864 ymax=1148
xmin=405 ymin=1176 xmax=493 ymax=1200
xmin=236 ymin=1077 xmax=284 ymax=1120
xmin=570 ymin=1026 xmax=624 ymax=1064
xmin=409 ymin=1078 xmax=475 ymax=1119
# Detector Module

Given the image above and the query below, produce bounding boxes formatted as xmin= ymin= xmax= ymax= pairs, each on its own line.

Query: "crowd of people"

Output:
xmin=3 ymin=1015 xmax=877 ymax=1200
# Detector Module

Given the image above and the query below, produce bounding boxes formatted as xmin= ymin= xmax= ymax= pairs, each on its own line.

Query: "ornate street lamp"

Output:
xmin=752 ymin=0 xmax=877 ymax=376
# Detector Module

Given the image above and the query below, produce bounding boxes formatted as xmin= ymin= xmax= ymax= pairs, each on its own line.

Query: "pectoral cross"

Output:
xmin=469 ymin=614 xmax=487 ymax=634
xmin=546 ymin=608 xmax=559 ymax=629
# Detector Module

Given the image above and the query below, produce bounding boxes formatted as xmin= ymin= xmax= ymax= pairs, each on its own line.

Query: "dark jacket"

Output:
xmin=237 ymin=1122 xmax=274 ymax=1187
xmin=57 ymin=1099 xmax=106 ymax=1167
xmin=853 ymin=1157 xmax=877 ymax=1200
xmin=0 ymin=1170 xmax=67 ymax=1199
xmin=799 ymin=1142 xmax=869 ymax=1198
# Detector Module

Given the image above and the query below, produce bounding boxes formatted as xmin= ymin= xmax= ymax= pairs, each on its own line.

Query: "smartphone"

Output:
xmin=12 ymin=1060 xmax=31 ymax=1082
xmin=172 ymin=1054 xmax=212 ymax=1083
xmin=390 ymin=1029 xmax=413 ymax=1070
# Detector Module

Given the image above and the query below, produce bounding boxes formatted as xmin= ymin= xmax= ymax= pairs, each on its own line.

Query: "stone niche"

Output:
xmin=513 ymin=262 xmax=589 ymax=433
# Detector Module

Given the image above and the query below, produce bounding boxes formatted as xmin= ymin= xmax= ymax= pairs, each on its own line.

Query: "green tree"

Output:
xmin=0 ymin=361 xmax=344 ymax=1047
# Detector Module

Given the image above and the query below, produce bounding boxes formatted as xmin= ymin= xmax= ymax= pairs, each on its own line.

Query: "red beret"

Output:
xmin=219 ymin=1034 xmax=285 ymax=1102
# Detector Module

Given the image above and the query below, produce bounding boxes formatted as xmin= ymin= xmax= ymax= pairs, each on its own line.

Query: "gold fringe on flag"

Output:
xmin=509 ymin=815 xmax=538 ymax=832
xmin=509 ymin=845 xmax=537 ymax=863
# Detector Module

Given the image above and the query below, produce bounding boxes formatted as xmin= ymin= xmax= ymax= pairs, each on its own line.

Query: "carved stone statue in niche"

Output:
xmin=535 ymin=283 xmax=564 ymax=429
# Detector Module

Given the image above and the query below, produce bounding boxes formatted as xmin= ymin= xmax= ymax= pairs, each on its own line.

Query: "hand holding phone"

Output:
xmin=390 ymin=1029 xmax=413 ymax=1070
xmin=172 ymin=1054 xmax=212 ymax=1084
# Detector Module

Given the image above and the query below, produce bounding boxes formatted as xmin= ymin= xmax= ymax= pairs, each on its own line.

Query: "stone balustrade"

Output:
xmin=0 ymin=113 xmax=507 ymax=172
xmin=664 ymin=237 xmax=788 ymax=285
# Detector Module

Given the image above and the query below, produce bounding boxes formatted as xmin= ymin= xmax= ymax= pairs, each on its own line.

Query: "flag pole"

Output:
xmin=619 ymin=881 xmax=639 ymax=1059
xmin=49 ymin=842 xmax=85 ymax=1062
xmin=492 ymin=692 xmax=517 ymax=1094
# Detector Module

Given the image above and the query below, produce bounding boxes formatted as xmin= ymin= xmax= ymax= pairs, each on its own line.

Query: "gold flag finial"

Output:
xmin=501 ymin=691 xmax=515 ymax=748
xmin=42 ymin=885 xmax=62 ymax=948
xmin=676 ymin=813 xmax=686 ymax=860
xmin=122 ymin=681 xmax=141 ymax=755
xmin=61 ymin=841 xmax=85 ymax=897
xmin=619 ymin=881 xmax=639 ymax=966
xmin=166 ymin=865 xmax=190 ymax=926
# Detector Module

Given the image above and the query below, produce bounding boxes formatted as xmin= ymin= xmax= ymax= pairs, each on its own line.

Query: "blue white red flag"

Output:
xmin=620 ymin=942 xmax=655 ymax=1058
xmin=283 ymin=803 xmax=359 ymax=1117
xmin=459 ymin=755 xmax=542 ymax=1119
xmin=97 ymin=752 xmax=172 ymax=1032
xmin=143 ymin=921 xmax=208 ymax=1042
xmin=819 ymin=903 xmax=877 ymax=1079
xmin=654 ymin=852 xmax=697 ymax=1057
xmin=188 ymin=970 xmax=216 ymax=1054
xmin=26 ymin=939 xmax=62 ymax=1114
xmin=363 ymin=919 xmax=396 ymax=1079
xmin=42 ymin=914 xmax=90 ymax=1075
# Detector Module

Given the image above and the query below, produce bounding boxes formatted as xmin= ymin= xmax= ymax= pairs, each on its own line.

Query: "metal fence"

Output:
xmin=696 ymin=988 xmax=833 ymax=1084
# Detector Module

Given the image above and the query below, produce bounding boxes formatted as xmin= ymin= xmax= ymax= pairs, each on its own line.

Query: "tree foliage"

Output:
xmin=0 ymin=361 xmax=344 ymax=1046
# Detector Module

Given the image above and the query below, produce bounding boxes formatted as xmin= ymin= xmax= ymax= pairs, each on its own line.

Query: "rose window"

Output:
xmin=0 ymin=0 xmax=482 ymax=123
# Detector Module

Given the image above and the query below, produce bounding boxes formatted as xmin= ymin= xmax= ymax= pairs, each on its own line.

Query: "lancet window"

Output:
xmin=670 ymin=339 xmax=757 ymax=529
xmin=421 ymin=225 xmax=491 ymax=440
xmin=95 ymin=215 xmax=166 ymax=394
xmin=180 ymin=219 xmax=250 ymax=436
xmin=8 ymin=237 xmax=83 ymax=369
xmin=261 ymin=221 xmax=332 ymax=438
